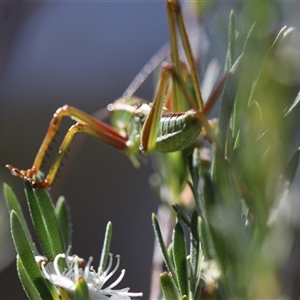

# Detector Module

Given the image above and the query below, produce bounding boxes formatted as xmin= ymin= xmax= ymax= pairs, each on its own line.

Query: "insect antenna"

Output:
xmin=121 ymin=43 xmax=170 ymax=100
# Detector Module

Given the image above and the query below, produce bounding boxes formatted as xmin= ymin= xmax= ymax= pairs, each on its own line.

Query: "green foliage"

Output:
xmin=99 ymin=221 xmax=113 ymax=271
xmin=24 ymin=181 xmax=66 ymax=262
xmin=3 ymin=180 xmax=116 ymax=299
xmin=55 ymin=196 xmax=72 ymax=249
xmin=152 ymin=213 xmax=203 ymax=299
xmin=160 ymin=272 xmax=180 ymax=300
xmin=152 ymin=10 xmax=300 ymax=300
xmin=4 ymin=182 xmax=59 ymax=299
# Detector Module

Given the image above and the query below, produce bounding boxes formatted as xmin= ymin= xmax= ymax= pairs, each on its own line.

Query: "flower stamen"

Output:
xmin=38 ymin=251 xmax=143 ymax=299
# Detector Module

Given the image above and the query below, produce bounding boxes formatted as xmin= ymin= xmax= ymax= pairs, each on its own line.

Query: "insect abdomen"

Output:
xmin=155 ymin=109 xmax=202 ymax=152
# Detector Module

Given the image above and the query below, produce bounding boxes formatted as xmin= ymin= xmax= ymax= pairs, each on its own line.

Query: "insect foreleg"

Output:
xmin=6 ymin=105 xmax=128 ymax=188
xmin=36 ymin=122 xmax=128 ymax=188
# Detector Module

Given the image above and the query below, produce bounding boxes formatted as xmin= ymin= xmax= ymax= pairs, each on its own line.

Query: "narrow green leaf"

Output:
xmin=249 ymin=26 xmax=294 ymax=105
xmin=232 ymin=23 xmax=258 ymax=138
xmin=16 ymin=257 xmax=42 ymax=300
xmin=187 ymin=149 xmax=200 ymax=199
xmin=218 ymin=54 xmax=243 ymax=148
xmin=11 ymin=211 xmax=55 ymax=299
xmin=160 ymin=272 xmax=180 ymax=300
xmin=233 ymin=130 xmax=241 ymax=150
xmin=234 ymin=101 xmax=262 ymax=151
xmin=195 ymin=173 xmax=208 ymax=224
xmin=211 ymin=148 xmax=238 ymax=206
xmin=246 ymin=100 xmax=262 ymax=140
xmin=225 ymin=10 xmax=236 ymax=71
xmin=283 ymin=148 xmax=300 ymax=187
xmin=197 ymin=173 xmax=222 ymax=261
xmin=285 ymin=90 xmax=300 ymax=116
xmin=25 ymin=181 xmax=66 ymax=261
xmin=55 ymin=196 xmax=72 ymax=248
xmin=3 ymin=183 xmax=38 ymax=254
xmin=270 ymin=26 xmax=294 ymax=55
xmin=199 ymin=216 xmax=214 ymax=263
xmin=4 ymin=183 xmax=24 ymax=219
xmin=189 ymin=210 xmax=200 ymax=297
xmin=99 ymin=221 xmax=112 ymax=271
xmin=168 ymin=243 xmax=174 ymax=268
xmin=75 ymin=277 xmax=90 ymax=300
xmin=173 ymin=221 xmax=188 ymax=297
xmin=152 ymin=213 xmax=177 ymax=285
xmin=172 ymin=205 xmax=191 ymax=228
xmin=191 ymin=148 xmax=200 ymax=182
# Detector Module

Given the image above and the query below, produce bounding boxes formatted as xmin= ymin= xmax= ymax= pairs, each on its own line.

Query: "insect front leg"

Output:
xmin=6 ymin=105 xmax=128 ymax=188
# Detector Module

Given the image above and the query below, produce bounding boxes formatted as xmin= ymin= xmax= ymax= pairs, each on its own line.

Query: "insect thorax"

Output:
xmin=109 ymin=99 xmax=151 ymax=154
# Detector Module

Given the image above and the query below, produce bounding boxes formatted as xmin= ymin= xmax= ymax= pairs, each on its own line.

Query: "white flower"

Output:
xmin=40 ymin=250 xmax=143 ymax=300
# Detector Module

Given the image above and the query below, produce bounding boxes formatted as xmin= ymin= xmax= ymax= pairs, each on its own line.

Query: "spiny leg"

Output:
xmin=6 ymin=105 xmax=128 ymax=188
xmin=166 ymin=0 xmax=204 ymax=112
xmin=166 ymin=1 xmax=229 ymax=143
xmin=165 ymin=1 xmax=218 ymax=142
xmin=174 ymin=1 xmax=204 ymax=111
xmin=141 ymin=60 xmax=227 ymax=150
xmin=140 ymin=0 xmax=213 ymax=151
xmin=166 ymin=0 xmax=182 ymax=112
xmin=140 ymin=60 xmax=213 ymax=153
xmin=140 ymin=0 xmax=229 ymax=152
xmin=35 ymin=122 xmax=129 ymax=188
xmin=140 ymin=0 xmax=224 ymax=152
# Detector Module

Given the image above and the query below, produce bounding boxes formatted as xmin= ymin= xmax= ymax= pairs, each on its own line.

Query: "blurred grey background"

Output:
xmin=0 ymin=1 xmax=299 ymax=299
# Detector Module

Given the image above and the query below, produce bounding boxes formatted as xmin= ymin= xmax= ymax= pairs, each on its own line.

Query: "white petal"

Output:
xmin=110 ymin=295 xmax=131 ymax=300
xmin=88 ymin=290 xmax=110 ymax=300
xmin=49 ymin=274 xmax=75 ymax=291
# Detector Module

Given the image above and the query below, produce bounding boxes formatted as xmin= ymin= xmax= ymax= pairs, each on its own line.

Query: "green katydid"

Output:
xmin=6 ymin=0 xmax=226 ymax=189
